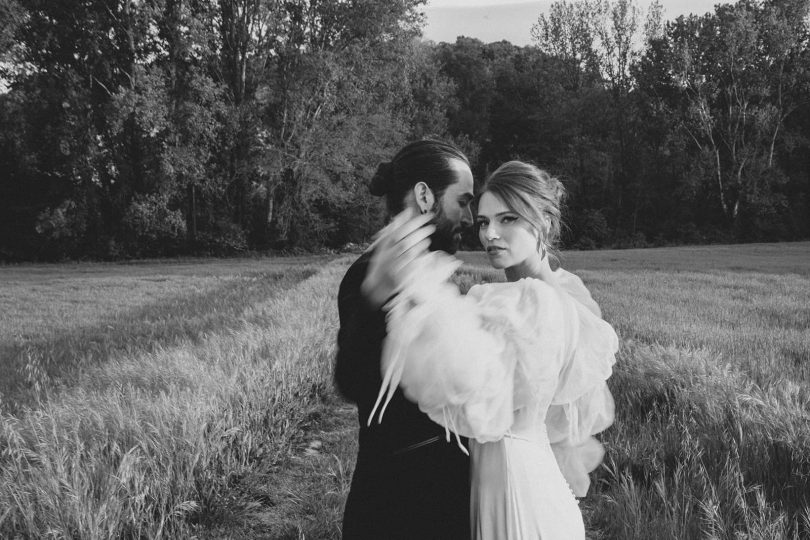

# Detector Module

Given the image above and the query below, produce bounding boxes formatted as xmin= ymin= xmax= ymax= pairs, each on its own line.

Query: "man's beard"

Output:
xmin=428 ymin=204 xmax=463 ymax=254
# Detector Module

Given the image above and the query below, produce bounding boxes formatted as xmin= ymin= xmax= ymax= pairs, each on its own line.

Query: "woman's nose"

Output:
xmin=485 ymin=223 xmax=500 ymax=240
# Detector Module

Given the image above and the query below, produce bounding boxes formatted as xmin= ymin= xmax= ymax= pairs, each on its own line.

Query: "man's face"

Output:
xmin=430 ymin=159 xmax=475 ymax=254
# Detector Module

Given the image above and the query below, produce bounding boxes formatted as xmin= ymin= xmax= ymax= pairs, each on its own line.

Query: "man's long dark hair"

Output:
xmin=369 ymin=139 xmax=469 ymax=215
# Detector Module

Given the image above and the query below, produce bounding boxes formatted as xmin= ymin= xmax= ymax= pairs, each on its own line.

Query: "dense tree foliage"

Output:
xmin=0 ymin=0 xmax=808 ymax=259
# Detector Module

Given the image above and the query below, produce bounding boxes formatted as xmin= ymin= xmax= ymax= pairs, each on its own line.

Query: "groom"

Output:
xmin=334 ymin=139 xmax=474 ymax=539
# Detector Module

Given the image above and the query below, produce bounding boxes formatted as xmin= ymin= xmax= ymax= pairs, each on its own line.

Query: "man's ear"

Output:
xmin=413 ymin=182 xmax=436 ymax=214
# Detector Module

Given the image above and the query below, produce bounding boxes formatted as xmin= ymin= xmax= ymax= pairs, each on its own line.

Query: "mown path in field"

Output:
xmin=198 ymin=392 xmax=358 ymax=539
xmin=0 ymin=256 xmax=348 ymax=539
xmin=4 ymin=244 xmax=806 ymax=538
xmin=195 ymin=256 xmax=359 ymax=539
xmin=1 ymin=269 xmax=315 ymax=412
xmin=221 ymin=242 xmax=810 ymax=540
xmin=0 ymin=257 xmax=332 ymax=413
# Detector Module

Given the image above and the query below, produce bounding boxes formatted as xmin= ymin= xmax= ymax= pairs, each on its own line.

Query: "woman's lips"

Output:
xmin=486 ymin=246 xmax=506 ymax=254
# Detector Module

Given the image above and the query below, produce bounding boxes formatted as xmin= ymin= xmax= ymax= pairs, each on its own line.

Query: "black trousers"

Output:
xmin=342 ymin=438 xmax=471 ymax=540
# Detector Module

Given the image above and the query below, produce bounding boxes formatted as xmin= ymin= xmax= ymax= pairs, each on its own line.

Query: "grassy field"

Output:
xmin=0 ymin=243 xmax=808 ymax=538
xmin=0 ymin=257 xmax=333 ymax=413
xmin=458 ymin=243 xmax=810 ymax=539
xmin=0 ymin=255 xmax=343 ymax=537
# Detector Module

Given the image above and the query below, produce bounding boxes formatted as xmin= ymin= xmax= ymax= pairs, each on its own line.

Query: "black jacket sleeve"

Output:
xmin=334 ymin=254 xmax=388 ymax=407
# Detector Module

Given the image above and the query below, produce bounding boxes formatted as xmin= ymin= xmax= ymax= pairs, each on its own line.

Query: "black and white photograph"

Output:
xmin=0 ymin=0 xmax=808 ymax=538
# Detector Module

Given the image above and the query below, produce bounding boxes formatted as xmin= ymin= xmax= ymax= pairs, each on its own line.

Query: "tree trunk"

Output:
xmin=715 ymin=148 xmax=728 ymax=216
xmin=768 ymin=123 xmax=780 ymax=169
xmin=266 ymin=176 xmax=274 ymax=229
xmin=188 ymin=183 xmax=197 ymax=244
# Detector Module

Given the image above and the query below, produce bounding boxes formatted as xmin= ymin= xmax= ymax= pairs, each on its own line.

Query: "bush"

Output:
xmin=34 ymin=199 xmax=88 ymax=259
xmin=121 ymin=193 xmax=187 ymax=256
xmin=673 ymin=222 xmax=703 ymax=244
xmin=35 ymin=199 xmax=86 ymax=240
xmin=575 ymin=236 xmax=598 ymax=250
xmin=195 ymin=221 xmax=248 ymax=256
xmin=576 ymin=209 xmax=612 ymax=248
xmin=613 ymin=230 xmax=649 ymax=249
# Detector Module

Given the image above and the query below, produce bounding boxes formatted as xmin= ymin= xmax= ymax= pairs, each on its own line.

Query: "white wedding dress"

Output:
xmin=368 ymin=251 xmax=618 ymax=540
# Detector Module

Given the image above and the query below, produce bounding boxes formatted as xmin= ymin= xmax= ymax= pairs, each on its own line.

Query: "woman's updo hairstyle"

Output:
xmin=370 ymin=138 xmax=469 ymax=215
xmin=482 ymin=161 xmax=566 ymax=261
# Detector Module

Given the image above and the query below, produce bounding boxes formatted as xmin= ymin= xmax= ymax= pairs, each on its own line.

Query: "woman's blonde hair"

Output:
xmin=482 ymin=160 xmax=566 ymax=260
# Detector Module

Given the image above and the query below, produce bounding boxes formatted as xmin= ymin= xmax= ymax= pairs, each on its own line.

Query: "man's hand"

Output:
xmin=362 ymin=209 xmax=435 ymax=309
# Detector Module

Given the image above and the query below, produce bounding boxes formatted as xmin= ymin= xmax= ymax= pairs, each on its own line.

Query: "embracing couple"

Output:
xmin=335 ymin=139 xmax=618 ymax=540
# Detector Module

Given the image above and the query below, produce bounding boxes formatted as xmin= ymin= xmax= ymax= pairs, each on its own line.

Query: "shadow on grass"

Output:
xmin=193 ymin=390 xmax=356 ymax=540
xmin=1 ymin=268 xmax=317 ymax=413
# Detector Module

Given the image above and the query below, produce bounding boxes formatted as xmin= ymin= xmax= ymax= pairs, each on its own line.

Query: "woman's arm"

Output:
xmin=374 ymin=277 xmax=566 ymax=445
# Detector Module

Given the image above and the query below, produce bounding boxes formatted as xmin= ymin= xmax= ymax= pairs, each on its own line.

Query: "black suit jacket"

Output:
xmin=335 ymin=251 xmax=471 ymax=540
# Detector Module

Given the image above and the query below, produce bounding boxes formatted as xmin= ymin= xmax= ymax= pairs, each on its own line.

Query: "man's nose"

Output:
xmin=461 ymin=205 xmax=473 ymax=226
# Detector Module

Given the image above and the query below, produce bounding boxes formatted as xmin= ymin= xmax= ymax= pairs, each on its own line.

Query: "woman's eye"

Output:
xmin=501 ymin=216 xmax=517 ymax=224
xmin=476 ymin=221 xmax=488 ymax=229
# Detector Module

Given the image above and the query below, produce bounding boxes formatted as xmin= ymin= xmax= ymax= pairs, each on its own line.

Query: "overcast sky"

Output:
xmin=422 ymin=0 xmax=724 ymax=46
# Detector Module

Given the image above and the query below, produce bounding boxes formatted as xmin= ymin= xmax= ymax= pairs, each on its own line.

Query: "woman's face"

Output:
xmin=476 ymin=191 xmax=539 ymax=269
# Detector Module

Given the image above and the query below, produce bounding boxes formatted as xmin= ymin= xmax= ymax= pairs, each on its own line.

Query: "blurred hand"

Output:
xmin=362 ymin=209 xmax=435 ymax=309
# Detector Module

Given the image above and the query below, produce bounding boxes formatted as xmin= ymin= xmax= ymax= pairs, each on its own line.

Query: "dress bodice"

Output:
xmin=369 ymin=250 xmax=618 ymax=497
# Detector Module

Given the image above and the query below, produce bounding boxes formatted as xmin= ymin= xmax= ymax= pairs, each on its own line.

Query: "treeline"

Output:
xmin=0 ymin=0 xmax=808 ymax=260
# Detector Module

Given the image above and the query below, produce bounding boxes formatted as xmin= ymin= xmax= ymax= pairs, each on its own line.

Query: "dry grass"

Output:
xmin=1 ymin=243 xmax=808 ymax=539
xmin=0 ymin=255 xmax=345 ymax=538
xmin=459 ymin=242 xmax=810 ymax=539
xmin=0 ymin=256 xmax=328 ymax=412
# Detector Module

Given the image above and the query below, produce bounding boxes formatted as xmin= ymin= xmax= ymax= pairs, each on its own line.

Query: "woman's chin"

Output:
xmin=486 ymin=254 xmax=509 ymax=269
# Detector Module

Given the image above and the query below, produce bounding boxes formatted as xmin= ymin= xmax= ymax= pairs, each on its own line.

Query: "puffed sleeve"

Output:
xmin=368 ymin=253 xmax=567 ymax=449
xmin=546 ymin=299 xmax=618 ymax=496
xmin=553 ymin=267 xmax=602 ymax=317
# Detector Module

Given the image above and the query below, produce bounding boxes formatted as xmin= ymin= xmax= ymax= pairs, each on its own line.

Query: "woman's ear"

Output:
xmin=535 ymin=216 xmax=550 ymax=252
xmin=413 ymin=182 xmax=436 ymax=214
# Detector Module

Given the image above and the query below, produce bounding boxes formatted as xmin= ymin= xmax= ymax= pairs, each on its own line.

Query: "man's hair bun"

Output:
xmin=369 ymin=161 xmax=394 ymax=196
xmin=368 ymin=139 xmax=469 ymax=214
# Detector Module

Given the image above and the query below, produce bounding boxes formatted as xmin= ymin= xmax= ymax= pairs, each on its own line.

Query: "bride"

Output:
xmin=365 ymin=161 xmax=618 ymax=539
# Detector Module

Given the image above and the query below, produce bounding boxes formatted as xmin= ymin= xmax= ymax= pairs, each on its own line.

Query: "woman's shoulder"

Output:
xmin=468 ymin=276 xmax=554 ymax=295
xmin=553 ymin=267 xmax=601 ymax=317
xmin=468 ymin=277 xmax=565 ymax=317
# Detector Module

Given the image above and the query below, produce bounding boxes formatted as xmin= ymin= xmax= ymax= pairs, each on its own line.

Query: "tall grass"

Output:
xmin=1 ymin=264 xmax=316 ymax=412
xmin=2 ymin=244 xmax=807 ymax=538
xmin=458 ymin=244 xmax=810 ymax=539
xmin=589 ymin=341 xmax=810 ymax=539
xmin=0 ymin=258 xmax=346 ymax=538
